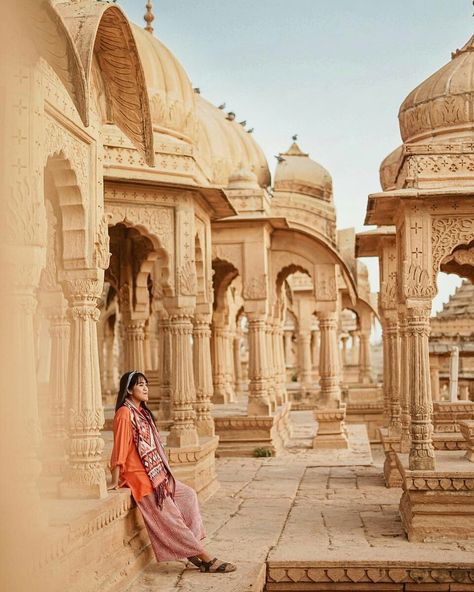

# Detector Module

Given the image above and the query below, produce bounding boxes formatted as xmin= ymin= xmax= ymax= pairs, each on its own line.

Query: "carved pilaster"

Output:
xmin=284 ymin=329 xmax=294 ymax=367
xmin=233 ymin=333 xmax=243 ymax=395
xmin=193 ymin=315 xmax=215 ymax=437
xmin=167 ymin=314 xmax=199 ymax=448
xmin=247 ymin=314 xmax=271 ymax=416
xmin=223 ymin=327 xmax=236 ymax=403
xmin=60 ymin=276 xmax=106 ymax=499
xmin=318 ymin=311 xmax=341 ymax=405
xmin=406 ymin=306 xmax=435 ymax=471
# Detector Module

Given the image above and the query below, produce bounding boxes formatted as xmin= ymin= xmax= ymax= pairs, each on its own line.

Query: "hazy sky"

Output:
xmin=118 ymin=0 xmax=472 ymax=313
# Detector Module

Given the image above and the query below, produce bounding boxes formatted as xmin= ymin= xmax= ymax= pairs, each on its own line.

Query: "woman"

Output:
xmin=109 ymin=370 xmax=236 ymax=573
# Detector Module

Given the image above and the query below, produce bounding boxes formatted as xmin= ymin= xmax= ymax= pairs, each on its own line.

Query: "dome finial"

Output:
xmin=292 ymin=133 xmax=298 ymax=141
xmin=144 ymin=0 xmax=155 ymax=34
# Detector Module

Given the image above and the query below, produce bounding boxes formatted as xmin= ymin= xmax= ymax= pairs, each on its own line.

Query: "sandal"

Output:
xmin=187 ymin=556 xmax=203 ymax=569
xmin=199 ymin=557 xmax=237 ymax=573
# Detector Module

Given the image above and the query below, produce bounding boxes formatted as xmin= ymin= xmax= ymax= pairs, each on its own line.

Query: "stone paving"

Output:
xmin=125 ymin=412 xmax=474 ymax=592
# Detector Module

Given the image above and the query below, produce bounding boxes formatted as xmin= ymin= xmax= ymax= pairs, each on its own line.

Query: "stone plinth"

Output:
xmin=433 ymin=401 xmax=474 ymax=434
xmin=266 ymin=561 xmax=474 ymax=591
xmin=379 ymin=427 xmax=403 ymax=487
xmin=313 ymin=403 xmax=348 ymax=449
xmin=460 ymin=420 xmax=474 ymax=462
xmin=345 ymin=401 xmax=385 ymax=443
xmin=433 ymin=431 xmax=468 ymax=451
xmin=214 ymin=404 xmax=291 ymax=457
xmin=165 ymin=435 xmax=219 ymax=502
xmin=396 ymin=451 xmax=474 ymax=542
xmin=38 ymin=491 xmax=152 ymax=592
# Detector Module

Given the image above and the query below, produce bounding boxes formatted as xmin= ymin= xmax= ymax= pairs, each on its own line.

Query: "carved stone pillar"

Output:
xmin=318 ymin=312 xmax=342 ymax=404
xmin=224 ymin=327 xmax=235 ymax=403
xmin=156 ymin=316 xmax=171 ymax=420
xmin=398 ymin=312 xmax=411 ymax=452
xmin=273 ymin=322 xmax=287 ymax=405
xmin=430 ymin=356 xmax=440 ymax=402
xmin=311 ymin=328 xmax=320 ymax=381
xmin=385 ymin=313 xmax=401 ymax=436
xmin=298 ymin=330 xmax=313 ymax=389
xmin=167 ymin=314 xmax=199 ymax=448
xmin=266 ymin=321 xmax=277 ymax=408
xmin=359 ymin=330 xmax=372 ymax=384
xmin=406 ymin=306 xmax=435 ymax=471
xmin=60 ymin=276 xmax=106 ymax=499
xmin=340 ymin=334 xmax=349 ymax=367
xmin=43 ymin=305 xmax=69 ymax=474
xmin=211 ymin=322 xmax=228 ymax=404
xmin=124 ymin=318 xmax=146 ymax=371
xmin=103 ymin=324 xmax=115 ymax=396
xmin=193 ymin=315 xmax=215 ymax=437
xmin=144 ymin=320 xmax=152 ymax=372
xmin=284 ymin=329 xmax=293 ymax=366
xmin=351 ymin=330 xmax=360 ymax=365
xmin=233 ymin=333 xmax=243 ymax=395
xmin=247 ymin=314 xmax=271 ymax=416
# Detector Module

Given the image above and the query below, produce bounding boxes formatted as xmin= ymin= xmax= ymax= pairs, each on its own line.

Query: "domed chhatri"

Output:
xmin=398 ymin=34 xmax=474 ymax=144
xmin=132 ymin=24 xmax=197 ymax=141
xmin=195 ymin=94 xmax=270 ymax=188
xmin=274 ymin=142 xmax=333 ymax=202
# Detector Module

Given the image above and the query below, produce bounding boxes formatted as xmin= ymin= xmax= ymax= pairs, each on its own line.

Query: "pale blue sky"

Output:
xmin=118 ymin=0 xmax=472 ymax=313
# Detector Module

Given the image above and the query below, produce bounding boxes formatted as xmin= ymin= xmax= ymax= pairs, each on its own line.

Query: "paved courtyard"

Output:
xmin=125 ymin=412 xmax=474 ymax=592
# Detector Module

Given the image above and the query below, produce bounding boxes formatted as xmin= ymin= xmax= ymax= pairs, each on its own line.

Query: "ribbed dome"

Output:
xmin=132 ymin=26 xmax=197 ymax=142
xmin=379 ymin=145 xmax=403 ymax=190
xmin=273 ymin=142 xmax=333 ymax=202
xmin=399 ymin=35 xmax=474 ymax=144
xmin=195 ymin=95 xmax=270 ymax=188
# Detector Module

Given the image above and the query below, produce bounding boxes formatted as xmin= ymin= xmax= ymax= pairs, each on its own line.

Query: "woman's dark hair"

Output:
xmin=115 ymin=371 xmax=155 ymax=420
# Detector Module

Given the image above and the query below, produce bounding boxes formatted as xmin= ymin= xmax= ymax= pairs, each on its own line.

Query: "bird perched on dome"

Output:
xmin=226 ymin=112 xmax=236 ymax=121
xmin=292 ymin=134 xmax=298 ymax=141
xmin=239 ymin=120 xmax=247 ymax=127
xmin=247 ymin=128 xmax=254 ymax=134
xmin=193 ymin=87 xmax=201 ymax=94
xmin=275 ymin=155 xmax=286 ymax=163
xmin=218 ymin=103 xmax=226 ymax=110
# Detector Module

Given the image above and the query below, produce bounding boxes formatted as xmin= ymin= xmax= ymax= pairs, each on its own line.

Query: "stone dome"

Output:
xmin=379 ymin=145 xmax=403 ymax=191
xmin=398 ymin=34 xmax=474 ymax=144
xmin=273 ymin=142 xmax=333 ymax=202
xmin=195 ymin=95 xmax=271 ymax=188
xmin=132 ymin=26 xmax=197 ymax=142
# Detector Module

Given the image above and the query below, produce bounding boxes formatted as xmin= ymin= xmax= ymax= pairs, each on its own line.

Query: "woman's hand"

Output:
xmin=108 ymin=482 xmax=120 ymax=491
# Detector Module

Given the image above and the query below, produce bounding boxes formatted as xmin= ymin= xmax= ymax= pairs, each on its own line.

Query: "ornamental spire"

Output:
xmin=144 ymin=0 xmax=154 ymax=34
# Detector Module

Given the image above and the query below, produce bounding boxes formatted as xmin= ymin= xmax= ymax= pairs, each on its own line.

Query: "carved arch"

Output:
xmin=46 ymin=154 xmax=88 ymax=268
xmin=57 ymin=2 xmax=154 ymax=165
xmin=212 ymin=258 xmax=239 ymax=314
xmin=432 ymin=217 xmax=474 ymax=292
xmin=19 ymin=0 xmax=88 ymax=125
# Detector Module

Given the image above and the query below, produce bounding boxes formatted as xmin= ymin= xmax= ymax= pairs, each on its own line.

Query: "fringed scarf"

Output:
xmin=124 ymin=399 xmax=175 ymax=510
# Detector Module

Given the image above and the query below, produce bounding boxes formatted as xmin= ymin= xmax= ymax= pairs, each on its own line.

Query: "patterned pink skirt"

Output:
xmin=137 ymin=480 xmax=206 ymax=561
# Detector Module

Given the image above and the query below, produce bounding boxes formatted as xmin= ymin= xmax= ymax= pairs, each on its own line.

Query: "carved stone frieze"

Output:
xmin=93 ymin=212 xmax=111 ymax=270
xmin=267 ymin=563 xmax=474 ymax=586
xmin=243 ymin=274 xmax=267 ymax=300
xmin=106 ymin=203 xmax=173 ymax=256
xmin=431 ymin=216 xmax=474 ymax=284
xmin=403 ymin=262 xmax=433 ymax=298
xmin=5 ymin=178 xmax=46 ymax=247
xmin=44 ymin=114 xmax=90 ymax=199
xmin=177 ymin=259 xmax=197 ymax=296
